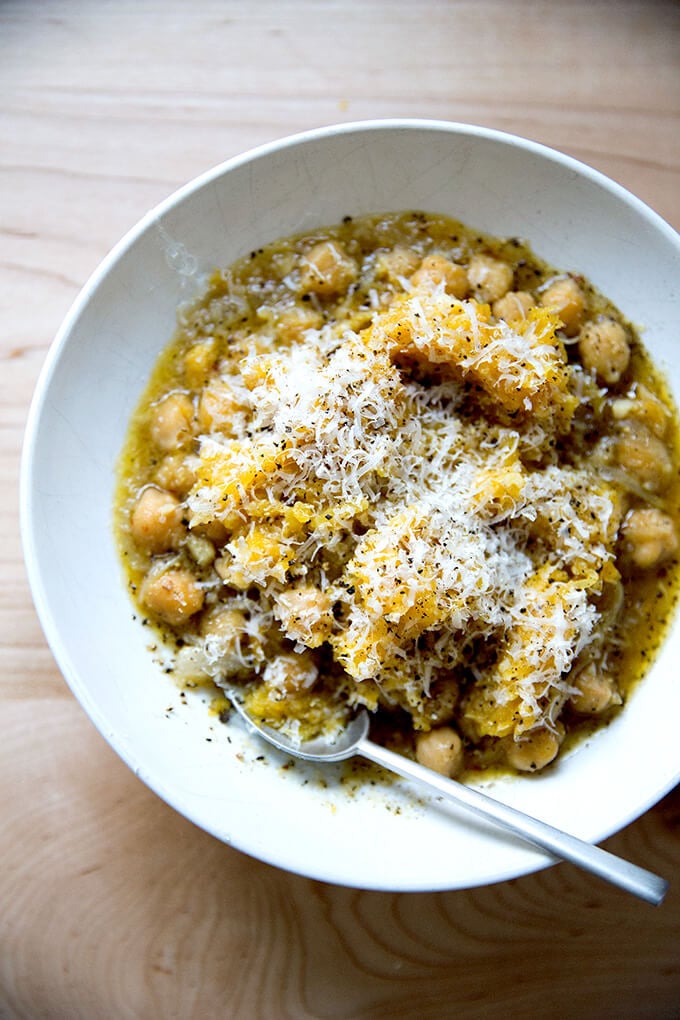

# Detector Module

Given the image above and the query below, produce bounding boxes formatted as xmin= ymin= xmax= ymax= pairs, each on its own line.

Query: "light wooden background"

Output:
xmin=2 ymin=2 xmax=679 ymax=1017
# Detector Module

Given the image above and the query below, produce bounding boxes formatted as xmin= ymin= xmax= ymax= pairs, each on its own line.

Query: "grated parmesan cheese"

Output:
xmin=185 ymin=276 xmax=622 ymax=741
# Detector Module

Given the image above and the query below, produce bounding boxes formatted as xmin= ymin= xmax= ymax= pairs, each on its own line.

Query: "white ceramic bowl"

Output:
xmin=21 ymin=120 xmax=680 ymax=891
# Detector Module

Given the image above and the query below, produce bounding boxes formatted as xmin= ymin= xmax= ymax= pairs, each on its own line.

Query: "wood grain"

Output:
xmin=1 ymin=2 xmax=679 ymax=1017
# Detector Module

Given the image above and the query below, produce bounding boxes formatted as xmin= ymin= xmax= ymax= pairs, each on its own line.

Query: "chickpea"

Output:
xmin=185 ymin=533 xmax=216 ymax=568
xmin=201 ymin=606 xmax=249 ymax=641
xmin=610 ymin=383 xmax=670 ymax=439
xmin=275 ymin=304 xmax=323 ymax=343
xmin=615 ymin=421 xmax=673 ymax=493
xmin=154 ymin=453 xmax=196 ymax=497
xmin=130 ymin=486 xmax=186 ymax=554
xmin=633 ymin=384 xmax=671 ymax=438
xmin=149 ymin=392 xmax=195 ymax=451
xmin=621 ymin=507 xmax=679 ymax=569
xmin=467 ymin=254 xmax=513 ymax=303
xmin=263 ymin=651 xmax=319 ymax=694
xmin=197 ymin=379 xmax=243 ymax=434
xmin=415 ymin=726 xmax=464 ymax=778
xmin=570 ymin=663 xmax=621 ymax=714
xmin=200 ymin=607 xmax=252 ymax=674
xmin=492 ymin=290 xmax=534 ymax=324
xmin=540 ymin=277 xmax=586 ymax=337
xmin=298 ymin=241 xmax=357 ymax=297
xmin=274 ymin=585 xmax=334 ymax=648
xmin=172 ymin=644 xmax=212 ymax=684
xmin=194 ymin=518 xmax=230 ymax=546
xmin=375 ymin=246 xmax=421 ymax=283
xmin=505 ymin=727 xmax=562 ymax=773
xmin=578 ymin=316 xmax=630 ymax=384
xmin=411 ymin=254 xmax=468 ymax=298
xmin=140 ymin=569 xmax=204 ymax=626
xmin=184 ymin=339 xmax=217 ymax=389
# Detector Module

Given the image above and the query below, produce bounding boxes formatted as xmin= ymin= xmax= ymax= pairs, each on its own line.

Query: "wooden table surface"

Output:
xmin=2 ymin=2 xmax=679 ymax=1017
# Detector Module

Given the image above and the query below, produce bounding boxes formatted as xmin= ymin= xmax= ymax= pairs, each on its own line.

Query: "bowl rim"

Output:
xmin=19 ymin=118 xmax=680 ymax=890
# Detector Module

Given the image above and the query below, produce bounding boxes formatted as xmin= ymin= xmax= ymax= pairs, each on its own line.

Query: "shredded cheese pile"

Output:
xmin=185 ymin=282 xmax=621 ymax=740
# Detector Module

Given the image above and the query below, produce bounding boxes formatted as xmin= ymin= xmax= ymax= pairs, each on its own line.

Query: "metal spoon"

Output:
xmin=226 ymin=690 xmax=668 ymax=905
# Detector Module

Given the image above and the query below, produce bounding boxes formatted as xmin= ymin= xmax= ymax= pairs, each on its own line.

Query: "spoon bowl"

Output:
xmin=228 ymin=695 xmax=371 ymax=762
xmin=227 ymin=689 xmax=668 ymax=906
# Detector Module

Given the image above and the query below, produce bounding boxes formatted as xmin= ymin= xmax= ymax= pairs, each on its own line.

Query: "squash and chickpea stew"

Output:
xmin=115 ymin=211 xmax=680 ymax=780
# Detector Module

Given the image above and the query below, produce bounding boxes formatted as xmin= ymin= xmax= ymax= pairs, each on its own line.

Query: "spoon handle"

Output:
xmin=356 ymin=737 xmax=668 ymax=906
